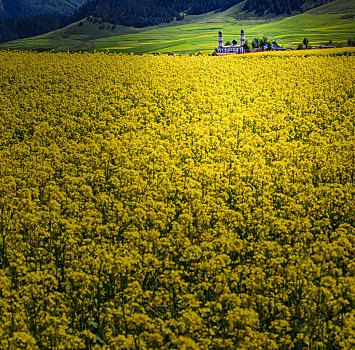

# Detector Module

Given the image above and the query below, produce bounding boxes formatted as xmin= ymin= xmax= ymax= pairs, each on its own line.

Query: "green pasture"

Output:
xmin=1 ymin=0 xmax=354 ymax=53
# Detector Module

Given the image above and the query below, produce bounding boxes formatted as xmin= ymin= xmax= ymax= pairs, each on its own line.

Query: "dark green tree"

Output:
xmin=259 ymin=36 xmax=268 ymax=51
xmin=243 ymin=40 xmax=251 ymax=53
xmin=348 ymin=37 xmax=355 ymax=46
xmin=251 ymin=38 xmax=260 ymax=49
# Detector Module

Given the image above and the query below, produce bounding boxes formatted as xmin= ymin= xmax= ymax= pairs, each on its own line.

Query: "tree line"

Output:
xmin=73 ymin=0 xmax=244 ymax=28
xmin=243 ymin=0 xmax=334 ymax=15
xmin=0 ymin=14 xmax=71 ymax=45
xmin=244 ymin=0 xmax=304 ymax=15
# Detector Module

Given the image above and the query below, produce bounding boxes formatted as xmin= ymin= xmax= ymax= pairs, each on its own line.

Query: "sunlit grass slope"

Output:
xmin=0 ymin=0 xmax=354 ymax=53
xmin=0 ymin=47 xmax=354 ymax=349
xmin=95 ymin=0 xmax=355 ymax=54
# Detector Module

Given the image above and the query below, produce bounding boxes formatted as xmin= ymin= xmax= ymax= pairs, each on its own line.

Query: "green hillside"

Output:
xmin=1 ymin=0 xmax=354 ymax=54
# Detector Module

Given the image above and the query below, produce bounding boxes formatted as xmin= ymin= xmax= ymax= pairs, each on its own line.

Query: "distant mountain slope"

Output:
xmin=0 ymin=1 xmax=6 ymax=20
xmin=243 ymin=0 xmax=328 ymax=15
xmin=0 ymin=0 xmax=89 ymax=19
xmin=73 ymin=0 xmax=244 ymax=28
xmin=74 ymin=0 xmax=324 ymax=28
xmin=2 ymin=0 xmax=353 ymax=53
xmin=0 ymin=0 xmax=338 ymax=45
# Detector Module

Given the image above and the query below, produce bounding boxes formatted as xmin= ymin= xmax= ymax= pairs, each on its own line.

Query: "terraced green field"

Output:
xmin=1 ymin=0 xmax=354 ymax=54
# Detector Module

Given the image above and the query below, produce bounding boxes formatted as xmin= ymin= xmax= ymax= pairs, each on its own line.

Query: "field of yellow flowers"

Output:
xmin=0 ymin=48 xmax=354 ymax=349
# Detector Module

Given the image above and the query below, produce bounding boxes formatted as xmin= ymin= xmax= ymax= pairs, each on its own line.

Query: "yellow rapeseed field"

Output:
xmin=0 ymin=48 xmax=354 ymax=349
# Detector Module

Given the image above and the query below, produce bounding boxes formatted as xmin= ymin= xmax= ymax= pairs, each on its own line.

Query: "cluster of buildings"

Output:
xmin=216 ymin=30 xmax=246 ymax=55
xmin=215 ymin=29 xmax=341 ymax=55
xmin=215 ymin=29 xmax=287 ymax=55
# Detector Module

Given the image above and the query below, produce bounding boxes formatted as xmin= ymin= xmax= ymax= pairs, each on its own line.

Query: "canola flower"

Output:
xmin=0 ymin=48 xmax=354 ymax=349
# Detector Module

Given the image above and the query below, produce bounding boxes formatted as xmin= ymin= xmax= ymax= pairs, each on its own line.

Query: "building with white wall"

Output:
xmin=216 ymin=30 xmax=245 ymax=55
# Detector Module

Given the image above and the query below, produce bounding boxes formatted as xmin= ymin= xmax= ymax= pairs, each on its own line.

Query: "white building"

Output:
xmin=216 ymin=29 xmax=245 ymax=55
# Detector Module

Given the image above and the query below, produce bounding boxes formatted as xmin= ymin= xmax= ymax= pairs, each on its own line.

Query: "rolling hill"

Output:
xmin=0 ymin=0 xmax=354 ymax=54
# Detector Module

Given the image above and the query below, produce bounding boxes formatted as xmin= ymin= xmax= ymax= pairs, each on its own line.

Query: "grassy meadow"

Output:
xmin=0 ymin=0 xmax=354 ymax=54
